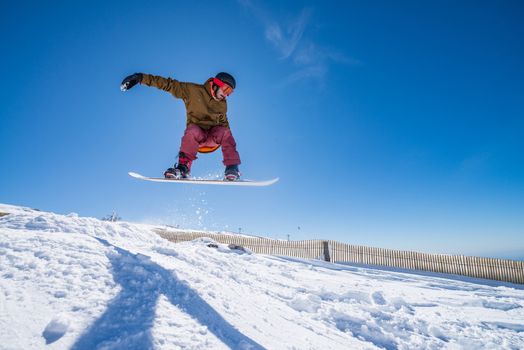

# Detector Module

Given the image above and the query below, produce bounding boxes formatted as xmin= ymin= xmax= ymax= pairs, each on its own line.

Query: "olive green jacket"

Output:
xmin=141 ymin=74 xmax=229 ymax=129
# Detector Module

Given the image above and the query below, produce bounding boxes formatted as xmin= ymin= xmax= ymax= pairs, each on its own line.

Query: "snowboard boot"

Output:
xmin=175 ymin=163 xmax=190 ymax=179
xmin=224 ymin=164 xmax=240 ymax=181
xmin=164 ymin=167 xmax=177 ymax=179
xmin=164 ymin=163 xmax=190 ymax=179
xmin=164 ymin=153 xmax=192 ymax=179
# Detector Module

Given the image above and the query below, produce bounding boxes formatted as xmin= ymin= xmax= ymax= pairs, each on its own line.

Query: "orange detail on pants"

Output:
xmin=180 ymin=124 xmax=241 ymax=166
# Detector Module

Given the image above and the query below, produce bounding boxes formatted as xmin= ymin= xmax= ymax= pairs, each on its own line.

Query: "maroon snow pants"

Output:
xmin=179 ymin=124 xmax=241 ymax=167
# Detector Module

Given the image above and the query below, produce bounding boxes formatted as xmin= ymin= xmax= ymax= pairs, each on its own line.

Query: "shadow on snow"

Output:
xmin=71 ymin=238 xmax=264 ymax=350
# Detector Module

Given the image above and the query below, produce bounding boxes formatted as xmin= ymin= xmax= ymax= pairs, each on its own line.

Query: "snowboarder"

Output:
xmin=120 ymin=72 xmax=241 ymax=181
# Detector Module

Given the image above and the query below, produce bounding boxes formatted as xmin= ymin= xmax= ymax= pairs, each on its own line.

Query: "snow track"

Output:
xmin=1 ymin=203 xmax=523 ymax=349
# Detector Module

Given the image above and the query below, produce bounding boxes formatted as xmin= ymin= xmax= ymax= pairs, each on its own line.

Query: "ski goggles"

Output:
xmin=212 ymin=78 xmax=234 ymax=96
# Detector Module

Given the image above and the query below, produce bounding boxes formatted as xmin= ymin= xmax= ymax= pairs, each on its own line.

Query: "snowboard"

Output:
xmin=128 ymin=172 xmax=279 ymax=187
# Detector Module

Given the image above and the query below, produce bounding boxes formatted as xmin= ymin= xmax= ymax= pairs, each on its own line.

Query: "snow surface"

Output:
xmin=1 ymin=203 xmax=523 ymax=350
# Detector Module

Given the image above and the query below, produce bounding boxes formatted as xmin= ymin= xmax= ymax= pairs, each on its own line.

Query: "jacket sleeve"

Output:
xmin=140 ymin=74 xmax=189 ymax=100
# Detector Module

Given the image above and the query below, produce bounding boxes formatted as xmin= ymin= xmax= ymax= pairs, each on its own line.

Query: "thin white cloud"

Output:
xmin=292 ymin=42 xmax=360 ymax=66
xmin=238 ymin=0 xmax=359 ymax=84
xmin=281 ymin=65 xmax=326 ymax=86
xmin=265 ymin=9 xmax=310 ymax=59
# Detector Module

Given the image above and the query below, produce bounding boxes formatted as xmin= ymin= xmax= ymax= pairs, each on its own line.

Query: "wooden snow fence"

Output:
xmin=155 ymin=229 xmax=524 ymax=284
xmin=156 ymin=230 xmax=327 ymax=261
xmin=328 ymin=241 xmax=524 ymax=284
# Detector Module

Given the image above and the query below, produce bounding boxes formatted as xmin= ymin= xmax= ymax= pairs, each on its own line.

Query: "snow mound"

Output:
xmin=1 ymin=203 xmax=523 ymax=349
xmin=43 ymin=314 xmax=71 ymax=344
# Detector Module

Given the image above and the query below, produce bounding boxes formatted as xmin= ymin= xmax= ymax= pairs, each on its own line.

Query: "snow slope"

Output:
xmin=1 ymin=203 xmax=523 ymax=350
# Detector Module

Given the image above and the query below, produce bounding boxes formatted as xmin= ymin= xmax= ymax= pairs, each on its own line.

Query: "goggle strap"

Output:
xmin=212 ymin=78 xmax=233 ymax=96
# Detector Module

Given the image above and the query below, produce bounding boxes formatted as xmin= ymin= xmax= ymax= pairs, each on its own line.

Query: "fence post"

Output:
xmin=322 ymin=241 xmax=331 ymax=262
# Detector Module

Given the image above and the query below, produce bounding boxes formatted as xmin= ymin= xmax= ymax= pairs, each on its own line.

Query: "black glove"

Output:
xmin=120 ymin=73 xmax=143 ymax=91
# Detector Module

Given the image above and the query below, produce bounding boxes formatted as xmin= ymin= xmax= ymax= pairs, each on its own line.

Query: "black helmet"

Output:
xmin=215 ymin=72 xmax=236 ymax=89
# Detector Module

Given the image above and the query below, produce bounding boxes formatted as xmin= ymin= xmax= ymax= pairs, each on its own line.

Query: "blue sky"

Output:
xmin=1 ymin=1 xmax=523 ymax=259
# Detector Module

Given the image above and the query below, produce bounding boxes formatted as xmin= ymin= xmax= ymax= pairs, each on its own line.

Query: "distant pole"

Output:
xmin=287 ymin=234 xmax=290 ymax=241
xmin=239 ymin=227 xmax=242 ymax=234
